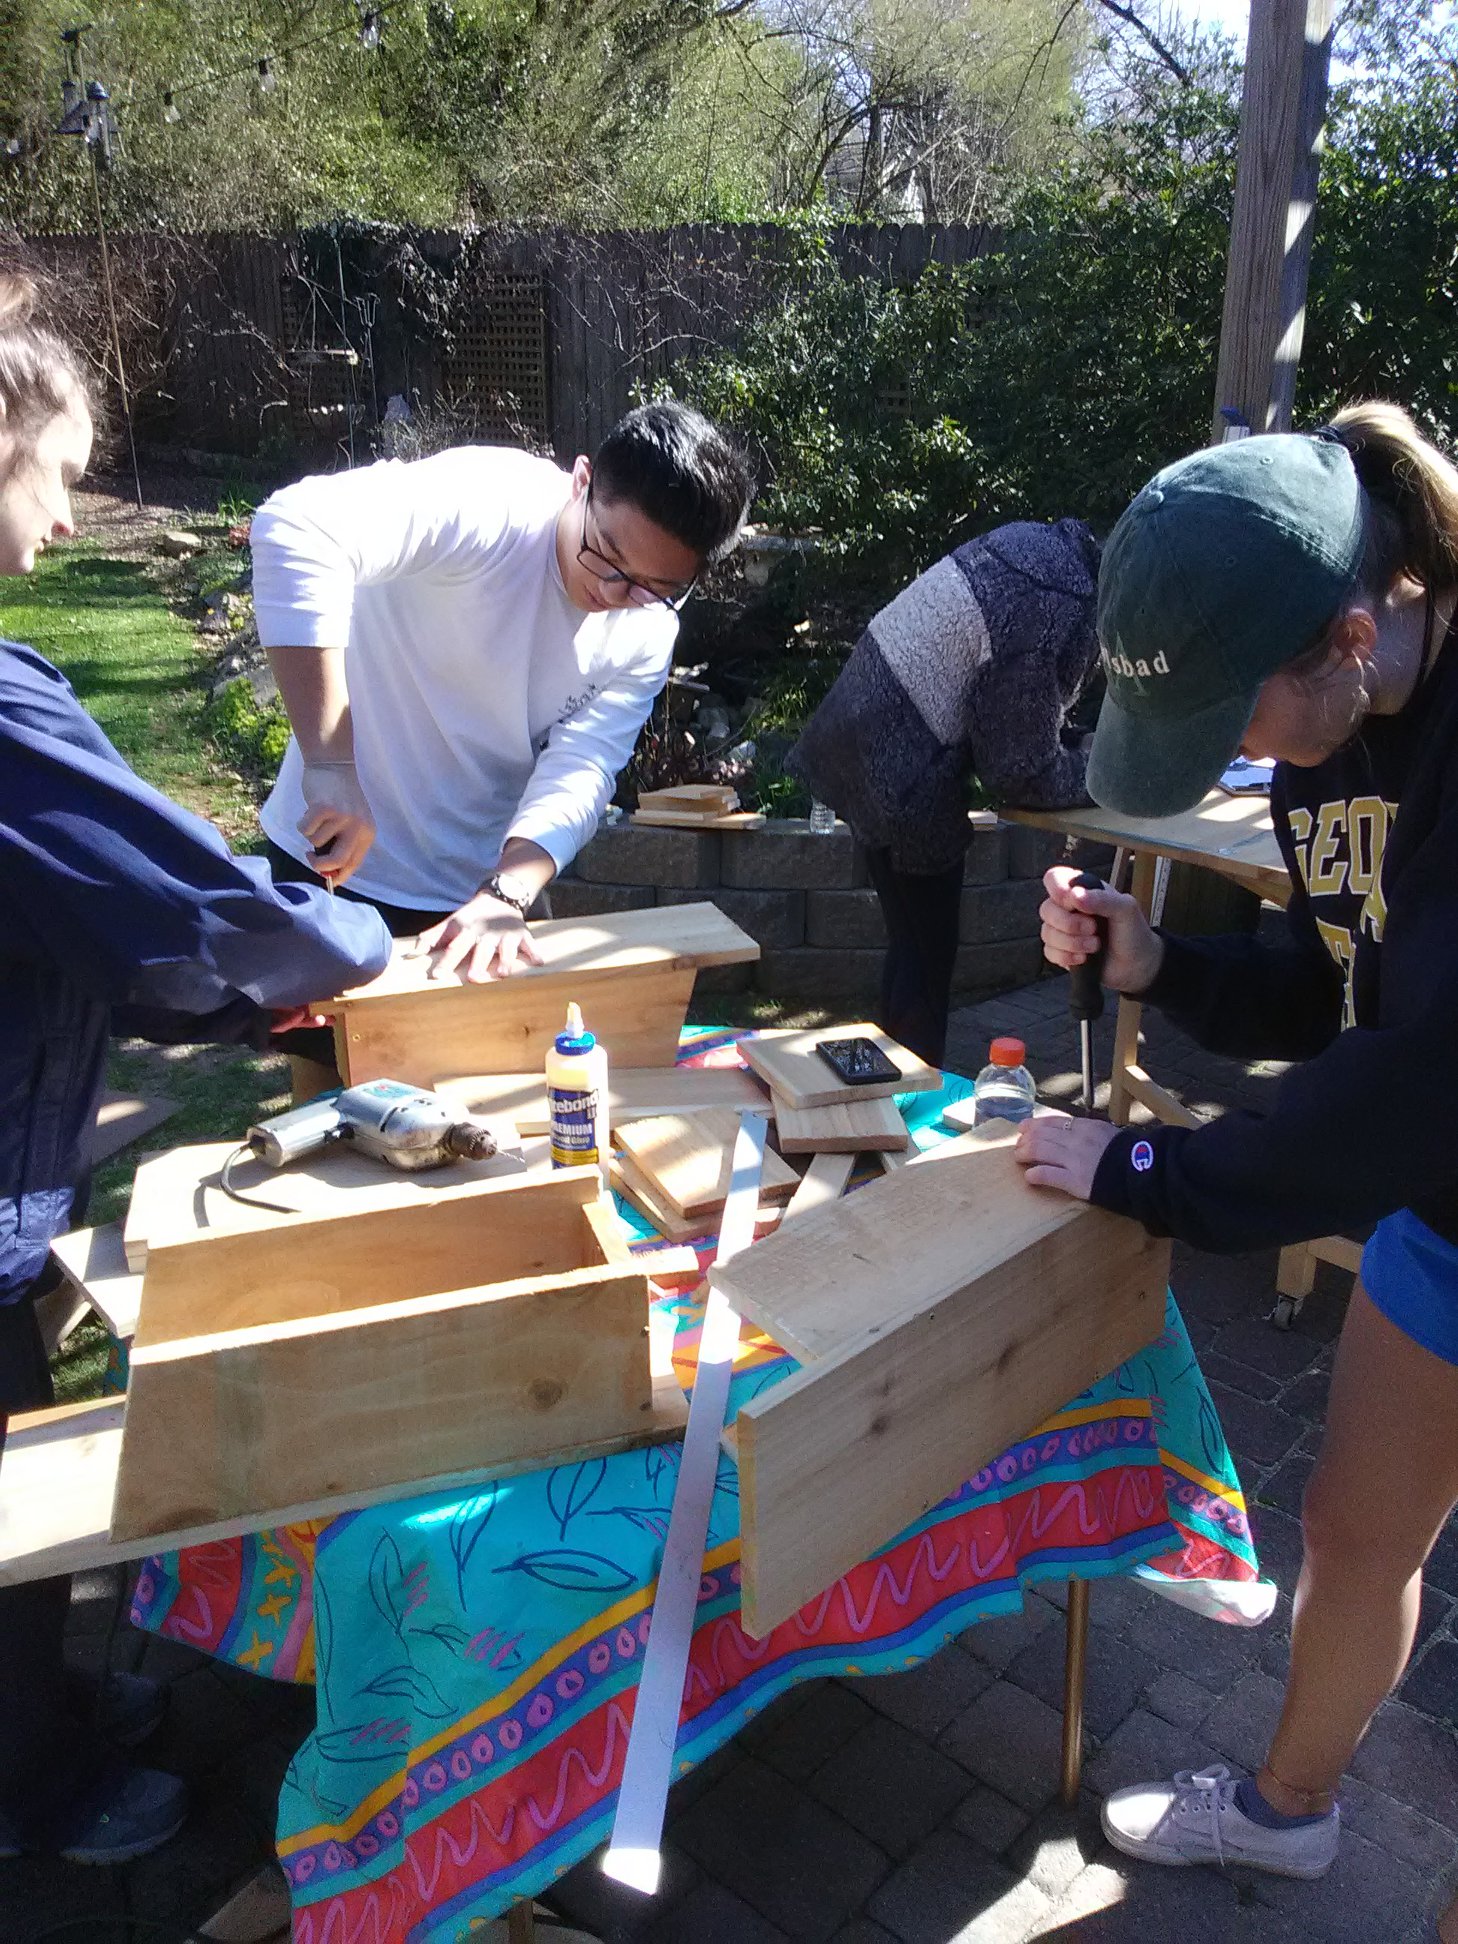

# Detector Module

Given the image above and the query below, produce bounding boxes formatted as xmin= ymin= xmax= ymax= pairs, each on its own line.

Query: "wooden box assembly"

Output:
xmin=713 ymin=1128 xmax=1172 ymax=1638
xmin=321 ymin=901 xmax=759 ymax=1087
xmin=121 ymin=1135 xmax=537 ymax=1273
xmin=110 ymin=1169 xmax=679 ymax=1544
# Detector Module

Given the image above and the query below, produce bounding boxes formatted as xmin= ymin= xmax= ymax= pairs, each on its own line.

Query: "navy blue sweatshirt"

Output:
xmin=788 ymin=521 xmax=1101 ymax=873
xmin=1091 ymin=617 xmax=1458 ymax=1253
xmin=0 ymin=639 xmax=391 ymax=1299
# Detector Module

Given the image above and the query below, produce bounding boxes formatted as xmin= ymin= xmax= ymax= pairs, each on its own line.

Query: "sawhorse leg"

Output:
xmin=1060 ymin=1579 xmax=1090 ymax=1805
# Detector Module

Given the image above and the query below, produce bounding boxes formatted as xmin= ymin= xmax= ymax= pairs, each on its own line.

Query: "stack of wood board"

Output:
xmin=608 ymin=1155 xmax=786 ymax=1246
xmin=632 ymin=784 xmax=765 ymax=832
xmin=740 ymin=1025 xmax=939 ymax=1109
xmin=434 ymin=1063 xmax=768 ymax=1137
xmin=740 ymin=1024 xmax=933 ymax=1155
xmin=106 ymin=1168 xmax=685 ymax=1544
xmin=318 ymin=901 xmax=759 ymax=1086
xmin=711 ymin=1124 xmax=1171 ymax=1637
xmin=615 ymin=1110 xmax=798 ymax=1219
xmin=773 ymin=1094 xmax=909 ymax=1154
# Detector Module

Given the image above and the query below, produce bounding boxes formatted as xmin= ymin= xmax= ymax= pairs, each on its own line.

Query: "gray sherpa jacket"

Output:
xmin=788 ymin=518 xmax=1101 ymax=873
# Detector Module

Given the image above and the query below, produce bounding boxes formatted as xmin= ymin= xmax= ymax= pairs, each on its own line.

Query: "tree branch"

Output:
xmin=1093 ymin=0 xmax=1194 ymax=86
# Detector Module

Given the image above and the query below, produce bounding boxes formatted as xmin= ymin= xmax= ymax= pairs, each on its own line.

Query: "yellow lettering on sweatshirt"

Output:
xmin=1287 ymin=794 xmax=1398 ymax=1020
xmin=1307 ymin=802 xmax=1347 ymax=897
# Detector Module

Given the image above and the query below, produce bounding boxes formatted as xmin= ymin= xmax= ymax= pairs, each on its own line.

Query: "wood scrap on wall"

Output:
xmin=631 ymin=785 xmax=765 ymax=831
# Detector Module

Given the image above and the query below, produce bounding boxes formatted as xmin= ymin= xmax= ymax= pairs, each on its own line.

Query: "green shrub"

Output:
xmin=678 ymin=63 xmax=1458 ymax=588
xmin=208 ymin=676 xmax=290 ymax=788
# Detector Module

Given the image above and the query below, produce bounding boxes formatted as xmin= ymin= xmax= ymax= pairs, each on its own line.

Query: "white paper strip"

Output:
xmin=602 ymin=1111 xmax=767 ymax=1894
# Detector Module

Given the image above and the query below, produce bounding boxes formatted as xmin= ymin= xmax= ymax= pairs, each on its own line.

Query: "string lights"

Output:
xmin=158 ymin=6 xmax=386 ymax=125
xmin=3 ymin=6 xmax=386 ymax=152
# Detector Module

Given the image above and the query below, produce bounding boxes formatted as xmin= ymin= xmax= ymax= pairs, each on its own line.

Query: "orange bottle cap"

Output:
xmin=989 ymin=1036 xmax=1026 ymax=1067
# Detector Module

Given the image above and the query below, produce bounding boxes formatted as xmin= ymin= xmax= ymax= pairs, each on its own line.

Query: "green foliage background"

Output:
xmin=679 ymin=64 xmax=1458 ymax=585
xmin=0 ymin=0 xmax=1083 ymax=232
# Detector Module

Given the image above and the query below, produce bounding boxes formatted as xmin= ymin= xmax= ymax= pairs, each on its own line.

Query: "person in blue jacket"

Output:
xmin=0 ymin=273 xmax=392 ymax=1863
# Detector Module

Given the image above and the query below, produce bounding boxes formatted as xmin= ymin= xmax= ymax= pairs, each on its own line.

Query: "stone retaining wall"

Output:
xmin=554 ymin=816 xmax=1072 ymax=1004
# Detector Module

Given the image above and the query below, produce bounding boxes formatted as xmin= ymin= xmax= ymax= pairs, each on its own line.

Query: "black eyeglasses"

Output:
xmin=577 ymin=487 xmax=698 ymax=611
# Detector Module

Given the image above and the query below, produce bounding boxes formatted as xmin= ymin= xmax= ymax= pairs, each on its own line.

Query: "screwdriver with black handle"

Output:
xmin=1068 ymin=870 xmax=1108 ymax=1113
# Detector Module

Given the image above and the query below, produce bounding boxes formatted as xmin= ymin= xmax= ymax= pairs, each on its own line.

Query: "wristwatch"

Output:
xmin=480 ymin=869 xmax=536 ymax=916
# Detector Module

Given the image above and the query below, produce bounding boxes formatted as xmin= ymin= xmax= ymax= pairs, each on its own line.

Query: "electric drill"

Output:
xmin=245 ymin=1078 xmax=500 ymax=1173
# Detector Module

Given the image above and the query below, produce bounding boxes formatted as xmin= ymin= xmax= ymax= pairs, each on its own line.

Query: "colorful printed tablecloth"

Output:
xmin=132 ymin=1029 xmax=1266 ymax=1942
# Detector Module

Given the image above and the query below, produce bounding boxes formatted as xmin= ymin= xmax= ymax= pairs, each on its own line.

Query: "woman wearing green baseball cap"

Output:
xmin=1013 ymin=403 xmax=1458 ymax=1900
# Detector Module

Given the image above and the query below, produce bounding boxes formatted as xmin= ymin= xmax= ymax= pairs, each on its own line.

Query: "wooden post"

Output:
xmin=1211 ymin=0 xmax=1335 ymax=437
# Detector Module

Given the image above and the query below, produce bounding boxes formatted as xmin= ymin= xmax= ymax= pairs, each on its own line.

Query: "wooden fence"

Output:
xmin=23 ymin=221 xmax=995 ymax=463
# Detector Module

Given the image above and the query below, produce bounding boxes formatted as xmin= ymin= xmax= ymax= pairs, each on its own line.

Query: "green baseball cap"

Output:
xmin=1088 ymin=434 xmax=1367 ymax=818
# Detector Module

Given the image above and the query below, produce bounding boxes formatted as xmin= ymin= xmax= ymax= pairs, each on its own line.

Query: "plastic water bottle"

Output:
xmin=808 ymin=798 xmax=837 ymax=835
xmin=971 ymin=1036 xmax=1037 ymax=1126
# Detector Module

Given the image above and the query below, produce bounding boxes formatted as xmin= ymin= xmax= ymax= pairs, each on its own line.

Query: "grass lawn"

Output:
xmin=0 ymin=537 xmax=290 ymax=1398
xmin=0 ymin=540 xmax=259 ymax=837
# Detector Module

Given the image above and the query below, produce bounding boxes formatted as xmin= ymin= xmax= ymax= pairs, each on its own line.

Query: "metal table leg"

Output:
xmin=507 ymin=1899 xmax=536 ymax=1943
xmin=1060 ymin=1578 xmax=1090 ymax=1806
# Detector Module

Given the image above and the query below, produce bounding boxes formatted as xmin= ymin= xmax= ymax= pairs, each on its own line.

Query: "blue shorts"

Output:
xmin=1361 ymin=1209 xmax=1458 ymax=1366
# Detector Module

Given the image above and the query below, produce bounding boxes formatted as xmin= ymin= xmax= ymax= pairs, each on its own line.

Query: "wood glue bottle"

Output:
xmin=546 ymin=1003 xmax=609 ymax=1175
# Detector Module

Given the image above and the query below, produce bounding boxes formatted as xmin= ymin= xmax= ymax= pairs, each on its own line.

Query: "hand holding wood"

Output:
xmin=408 ymin=892 xmax=547 ymax=983
xmin=1014 ymin=1111 xmax=1121 ymax=1200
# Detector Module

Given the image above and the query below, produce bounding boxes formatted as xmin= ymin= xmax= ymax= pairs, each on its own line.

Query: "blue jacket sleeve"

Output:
xmin=0 ymin=644 xmax=391 ymax=1020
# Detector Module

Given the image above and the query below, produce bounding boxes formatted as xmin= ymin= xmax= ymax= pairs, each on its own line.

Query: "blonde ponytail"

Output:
xmin=1325 ymin=400 xmax=1458 ymax=596
xmin=0 ymin=266 xmax=92 ymax=440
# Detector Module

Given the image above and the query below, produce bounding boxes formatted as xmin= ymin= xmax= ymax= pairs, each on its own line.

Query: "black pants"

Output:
xmin=863 ymin=849 xmax=965 ymax=1070
xmin=0 ymin=1291 xmax=105 ymax=1843
xmin=265 ymin=842 xmax=448 ymax=1069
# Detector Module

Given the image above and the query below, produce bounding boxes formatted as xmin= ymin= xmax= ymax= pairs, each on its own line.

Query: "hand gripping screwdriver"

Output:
xmin=1068 ymin=871 xmax=1108 ymax=1114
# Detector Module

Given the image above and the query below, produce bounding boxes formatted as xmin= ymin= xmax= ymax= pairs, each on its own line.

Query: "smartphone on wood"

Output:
xmin=815 ymin=1037 xmax=901 ymax=1087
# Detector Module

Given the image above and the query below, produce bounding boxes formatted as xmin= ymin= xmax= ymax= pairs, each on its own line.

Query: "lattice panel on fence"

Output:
xmin=440 ymin=271 xmax=550 ymax=448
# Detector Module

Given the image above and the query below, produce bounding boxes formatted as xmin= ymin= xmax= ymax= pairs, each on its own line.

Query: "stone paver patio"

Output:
xmin=6 ymin=967 xmax=1456 ymax=1943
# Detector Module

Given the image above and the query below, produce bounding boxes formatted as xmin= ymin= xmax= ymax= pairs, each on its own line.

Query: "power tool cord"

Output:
xmin=216 ymin=1143 xmax=298 ymax=1216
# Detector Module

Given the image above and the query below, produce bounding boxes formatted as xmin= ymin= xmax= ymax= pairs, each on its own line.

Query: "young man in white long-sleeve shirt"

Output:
xmin=252 ymin=401 xmax=752 ymax=1081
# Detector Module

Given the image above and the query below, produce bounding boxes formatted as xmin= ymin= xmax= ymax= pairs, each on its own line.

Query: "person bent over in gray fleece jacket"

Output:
xmin=788 ymin=518 xmax=1101 ymax=1066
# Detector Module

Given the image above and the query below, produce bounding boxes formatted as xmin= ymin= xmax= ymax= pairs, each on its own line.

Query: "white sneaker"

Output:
xmin=1101 ymin=1764 xmax=1340 ymax=1878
